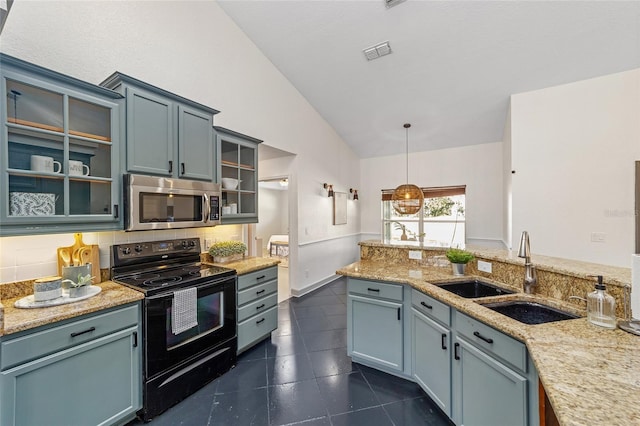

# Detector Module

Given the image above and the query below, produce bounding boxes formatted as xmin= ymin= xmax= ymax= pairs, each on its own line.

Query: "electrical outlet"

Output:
xmin=204 ymin=239 xmax=212 ymax=250
xmin=590 ymin=232 xmax=606 ymax=243
xmin=478 ymin=260 xmax=492 ymax=273
xmin=408 ymin=250 xmax=422 ymax=260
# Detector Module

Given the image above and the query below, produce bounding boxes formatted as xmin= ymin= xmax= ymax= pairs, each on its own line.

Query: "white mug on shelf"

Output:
xmin=69 ymin=160 xmax=90 ymax=176
xmin=30 ymin=155 xmax=62 ymax=174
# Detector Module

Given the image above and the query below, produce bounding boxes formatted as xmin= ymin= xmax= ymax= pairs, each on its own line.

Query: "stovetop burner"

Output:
xmin=110 ymin=238 xmax=236 ymax=295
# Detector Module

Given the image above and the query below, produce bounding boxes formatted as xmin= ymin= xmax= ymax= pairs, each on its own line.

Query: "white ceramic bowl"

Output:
xmin=221 ymin=178 xmax=239 ymax=190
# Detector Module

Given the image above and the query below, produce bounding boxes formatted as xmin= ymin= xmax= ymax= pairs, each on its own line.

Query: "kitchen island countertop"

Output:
xmin=338 ymin=260 xmax=640 ymax=426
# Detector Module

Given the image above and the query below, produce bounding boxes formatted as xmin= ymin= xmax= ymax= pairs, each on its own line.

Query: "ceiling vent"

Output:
xmin=385 ymin=0 xmax=406 ymax=8
xmin=363 ymin=41 xmax=392 ymax=61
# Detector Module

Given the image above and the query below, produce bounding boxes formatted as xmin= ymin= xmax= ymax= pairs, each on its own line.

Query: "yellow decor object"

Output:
xmin=391 ymin=123 xmax=423 ymax=215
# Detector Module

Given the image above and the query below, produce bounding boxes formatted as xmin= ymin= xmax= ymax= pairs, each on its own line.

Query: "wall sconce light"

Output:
xmin=323 ymin=183 xmax=334 ymax=197
xmin=350 ymin=188 xmax=359 ymax=200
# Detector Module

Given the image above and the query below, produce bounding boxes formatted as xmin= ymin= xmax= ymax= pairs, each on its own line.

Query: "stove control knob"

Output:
xmin=134 ymin=244 xmax=143 ymax=253
xmin=181 ymin=240 xmax=188 ymax=249
xmin=188 ymin=240 xmax=196 ymax=247
xmin=122 ymin=247 xmax=131 ymax=255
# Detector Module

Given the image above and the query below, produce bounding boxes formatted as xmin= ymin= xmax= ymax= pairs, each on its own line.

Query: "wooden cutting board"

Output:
xmin=56 ymin=233 xmax=101 ymax=283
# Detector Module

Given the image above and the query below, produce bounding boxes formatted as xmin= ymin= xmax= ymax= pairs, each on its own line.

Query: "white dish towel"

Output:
xmin=632 ymin=254 xmax=640 ymax=320
xmin=172 ymin=287 xmax=198 ymax=335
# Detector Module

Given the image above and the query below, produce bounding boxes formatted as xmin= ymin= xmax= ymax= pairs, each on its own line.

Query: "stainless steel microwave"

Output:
xmin=124 ymin=174 xmax=221 ymax=231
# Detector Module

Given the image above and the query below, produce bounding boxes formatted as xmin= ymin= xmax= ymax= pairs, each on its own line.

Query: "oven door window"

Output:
xmin=139 ymin=192 xmax=203 ymax=223
xmin=166 ymin=292 xmax=223 ymax=349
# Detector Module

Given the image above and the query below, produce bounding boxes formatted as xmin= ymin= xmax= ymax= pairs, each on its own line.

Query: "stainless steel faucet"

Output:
xmin=518 ymin=231 xmax=537 ymax=294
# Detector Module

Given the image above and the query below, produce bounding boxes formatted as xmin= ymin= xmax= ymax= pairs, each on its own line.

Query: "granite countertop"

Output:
xmin=337 ymin=260 xmax=640 ymax=426
xmin=202 ymin=256 xmax=280 ymax=275
xmin=0 ymin=280 xmax=144 ymax=336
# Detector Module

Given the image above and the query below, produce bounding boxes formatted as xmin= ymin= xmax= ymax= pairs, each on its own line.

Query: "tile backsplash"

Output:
xmin=0 ymin=225 xmax=244 ymax=284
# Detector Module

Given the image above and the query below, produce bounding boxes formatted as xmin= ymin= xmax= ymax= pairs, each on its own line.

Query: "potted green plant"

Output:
xmin=62 ymin=271 xmax=95 ymax=298
xmin=445 ymin=247 xmax=475 ymax=276
xmin=208 ymin=241 xmax=247 ymax=263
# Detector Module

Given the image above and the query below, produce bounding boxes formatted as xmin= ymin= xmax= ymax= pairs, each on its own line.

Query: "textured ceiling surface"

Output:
xmin=218 ymin=1 xmax=640 ymax=158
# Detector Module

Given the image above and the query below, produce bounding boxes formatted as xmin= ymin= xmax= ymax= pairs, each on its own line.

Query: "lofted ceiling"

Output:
xmin=218 ymin=0 xmax=640 ymax=159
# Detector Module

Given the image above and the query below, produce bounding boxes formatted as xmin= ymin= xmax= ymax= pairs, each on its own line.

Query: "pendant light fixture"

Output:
xmin=391 ymin=123 xmax=423 ymax=215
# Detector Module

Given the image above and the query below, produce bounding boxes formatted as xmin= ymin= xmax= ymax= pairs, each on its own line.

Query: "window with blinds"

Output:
xmin=381 ymin=185 xmax=466 ymax=246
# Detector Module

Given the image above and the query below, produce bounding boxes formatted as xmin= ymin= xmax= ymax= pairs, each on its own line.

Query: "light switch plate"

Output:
xmin=408 ymin=250 xmax=422 ymax=260
xmin=478 ymin=260 xmax=492 ymax=273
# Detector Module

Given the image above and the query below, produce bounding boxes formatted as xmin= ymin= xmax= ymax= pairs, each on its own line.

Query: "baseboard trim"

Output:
xmin=291 ymin=274 xmax=341 ymax=297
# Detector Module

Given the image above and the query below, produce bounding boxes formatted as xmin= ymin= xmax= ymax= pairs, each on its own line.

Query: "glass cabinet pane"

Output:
xmin=8 ymin=175 xmax=63 ymax=217
xmin=8 ymin=134 xmax=64 ymax=174
xmin=239 ymin=169 xmax=255 ymax=192
xmin=6 ymin=80 xmax=63 ymax=132
xmin=240 ymin=193 xmax=256 ymax=214
xmin=220 ymin=141 xmax=238 ymax=166
xmin=69 ymin=97 xmax=111 ymax=141
xmin=69 ymin=181 xmax=112 ymax=215
xmin=239 ymin=145 xmax=255 ymax=169
xmin=69 ymin=138 xmax=111 ymax=179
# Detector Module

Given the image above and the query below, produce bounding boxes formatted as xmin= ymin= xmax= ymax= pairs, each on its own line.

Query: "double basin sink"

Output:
xmin=434 ymin=279 xmax=579 ymax=325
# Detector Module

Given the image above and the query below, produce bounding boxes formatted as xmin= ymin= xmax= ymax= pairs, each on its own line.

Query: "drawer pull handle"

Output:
xmin=256 ymin=289 xmax=265 ymax=295
xmin=441 ymin=333 xmax=447 ymax=350
xmin=256 ymin=275 xmax=266 ymax=280
xmin=367 ymin=288 xmax=380 ymax=292
xmin=256 ymin=318 xmax=265 ymax=324
xmin=256 ymin=303 xmax=265 ymax=310
xmin=454 ymin=342 xmax=460 ymax=360
xmin=70 ymin=327 xmax=95 ymax=338
xmin=473 ymin=331 xmax=494 ymax=344
xmin=420 ymin=301 xmax=433 ymax=309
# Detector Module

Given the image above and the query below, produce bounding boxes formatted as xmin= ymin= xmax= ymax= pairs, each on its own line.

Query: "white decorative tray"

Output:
xmin=14 ymin=286 xmax=102 ymax=309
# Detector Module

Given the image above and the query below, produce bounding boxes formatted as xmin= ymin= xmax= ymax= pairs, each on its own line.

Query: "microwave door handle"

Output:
xmin=203 ymin=193 xmax=210 ymax=223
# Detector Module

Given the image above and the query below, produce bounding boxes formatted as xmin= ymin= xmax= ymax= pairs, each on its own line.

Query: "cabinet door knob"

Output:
xmin=441 ymin=333 xmax=447 ymax=350
xmin=113 ymin=204 xmax=119 ymax=219
xmin=181 ymin=163 xmax=185 ymax=175
xmin=454 ymin=342 xmax=461 ymax=360
xmin=168 ymin=160 xmax=173 ymax=173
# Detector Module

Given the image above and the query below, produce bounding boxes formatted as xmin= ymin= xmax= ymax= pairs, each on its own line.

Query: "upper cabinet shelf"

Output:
xmin=0 ymin=54 xmax=123 ymax=236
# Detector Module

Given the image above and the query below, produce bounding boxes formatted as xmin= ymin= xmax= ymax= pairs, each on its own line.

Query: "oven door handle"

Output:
xmin=145 ymin=277 xmax=234 ymax=300
xmin=203 ymin=193 xmax=210 ymax=224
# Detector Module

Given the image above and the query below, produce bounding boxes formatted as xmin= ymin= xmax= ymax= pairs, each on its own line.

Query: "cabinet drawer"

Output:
xmin=238 ymin=305 xmax=278 ymax=351
xmin=412 ymin=290 xmax=450 ymax=326
xmin=455 ymin=311 xmax=527 ymax=372
xmin=238 ymin=267 xmax=278 ymax=291
xmin=237 ymin=293 xmax=278 ymax=323
xmin=1 ymin=304 xmax=139 ymax=370
xmin=348 ymin=279 xmax=403 ymax=302
xmin=238 ymin=279 xmax=278 ymax=306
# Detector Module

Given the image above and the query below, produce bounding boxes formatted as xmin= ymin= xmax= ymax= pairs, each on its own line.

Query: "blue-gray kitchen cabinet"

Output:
xmin=101 ymin=73 xmax=219 ymax=182
xmin=452 ymin=311 xmax=536 ymax=426
xmin=0 ymin=303 xmax=142 ymax=426
xmin=411 ymin=289 xmax=452 ymax=416
xmin=237 ymin=266 xmax=278 ymax=353
xmin=214 ymin=126 xmax=262 ymax=224
xmin=347 ymin=279 xmax=404 ymax=373
xmin=0 ymin=54 xmax=123 ymax=236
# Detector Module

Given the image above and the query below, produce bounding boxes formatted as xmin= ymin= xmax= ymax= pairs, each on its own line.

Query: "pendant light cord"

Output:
xmin=404 ymin=123 xmax=411 ymax=184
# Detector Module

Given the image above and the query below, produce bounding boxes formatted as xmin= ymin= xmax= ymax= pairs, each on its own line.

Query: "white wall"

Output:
xmin=510 ymin=68 xmax=640 ymax=267
xmin=360 ymin=142 xmax=505 ymax=247
xmin=0 ymin=1 xmax=361 ymax=291
xmin=503 ymin=106 xmax=513 ymax=250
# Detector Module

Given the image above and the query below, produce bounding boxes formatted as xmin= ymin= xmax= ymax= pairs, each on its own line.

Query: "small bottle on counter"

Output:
xmin=586 ymin=275 xmax=616 ymax=329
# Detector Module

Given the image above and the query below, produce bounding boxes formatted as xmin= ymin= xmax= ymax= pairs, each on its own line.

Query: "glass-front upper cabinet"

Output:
xmin=1 ymin=54 xmax=122 ymax=236
xmin=214 ymin=126 xmax=262 ymax=224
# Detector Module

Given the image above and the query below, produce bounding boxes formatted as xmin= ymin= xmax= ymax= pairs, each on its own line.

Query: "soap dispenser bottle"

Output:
xmin=586 ymin=275 xmax=616 ymax=329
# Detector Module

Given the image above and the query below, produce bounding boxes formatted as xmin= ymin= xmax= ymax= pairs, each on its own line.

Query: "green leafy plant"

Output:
xmin=445 ymin=248 xmax=475 ymax=264
xmin=208 ymin=241 xmax=247 ymax=257
xmin=62 ymin=273 xmax=94 ymax=288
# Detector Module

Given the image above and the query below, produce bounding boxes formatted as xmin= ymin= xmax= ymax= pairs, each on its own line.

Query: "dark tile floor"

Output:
xmin=138 ymin=277 xmax=453 ymax=426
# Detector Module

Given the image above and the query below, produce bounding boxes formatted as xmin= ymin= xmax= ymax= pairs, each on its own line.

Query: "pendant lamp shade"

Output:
xmin=391 ymin=123 xmax=423 ymax=215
